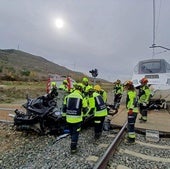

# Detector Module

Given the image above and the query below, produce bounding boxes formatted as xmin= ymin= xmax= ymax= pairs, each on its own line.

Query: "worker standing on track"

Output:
xmin=62 ymin=83 xmax=88 ymax=154
xmin=87 ymin=85 xmax=107 ymax=140
xmin=113 ymin=79 xmax=124 ymax=112
xmin=124 ymin=80 xmax=139 ymax=143
xmin=137 ymin=77 xmax=151 ymax=122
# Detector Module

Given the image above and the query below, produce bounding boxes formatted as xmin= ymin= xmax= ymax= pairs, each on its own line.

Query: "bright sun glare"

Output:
xmin=55 ymin=18 xmax=64 ymax=29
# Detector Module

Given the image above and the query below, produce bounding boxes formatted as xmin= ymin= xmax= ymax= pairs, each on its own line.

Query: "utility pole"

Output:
xmin=150 ymin=0 xmax=170 ymax=54
xmin=152 ymin=0 xmax=156 ymax=58
xmin=17 ymin=44 xmax=20 ymax=50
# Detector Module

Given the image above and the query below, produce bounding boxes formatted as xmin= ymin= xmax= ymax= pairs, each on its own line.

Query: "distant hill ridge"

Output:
xmin=0 ymin=49 xmax=107 ymax=82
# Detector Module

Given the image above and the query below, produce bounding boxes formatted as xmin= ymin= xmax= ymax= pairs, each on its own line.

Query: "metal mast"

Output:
xmin=152 ymin=0 xmax=156 ymax=58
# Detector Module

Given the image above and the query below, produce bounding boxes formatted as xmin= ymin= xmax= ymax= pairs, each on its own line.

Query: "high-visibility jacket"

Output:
xmin=126 ymin=90 xmax=139 ymax=113
xmin=100 ymin=89 xmax=107 ymax=103
xmin=59 ymin=84 xmax=68 ymax=92
xmin=138 ymin=85 xmax=151 ymax=104
xmin=81 ymin=83 xmax=93 ymax=97
xmin=62 ymin=90 xmax=88 ymax=123
xmin=113 ymin=84 xmax=124 ymax=95
xmin=88 ymin=92 xmax=107 ymax=117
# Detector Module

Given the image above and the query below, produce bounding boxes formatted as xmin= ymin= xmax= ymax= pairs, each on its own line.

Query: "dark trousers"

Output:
xmin=113 ymin=94 xmax=122 ymax=109
xmin=139 ymin=104 xmax=148 ymax=120
xmin=127 ymin=112 xmax=137 ymax=141
xmin=68 ymin=122 xmax=81 ymax=150
xmin=94 ymin=116 xmax=105 ymax=138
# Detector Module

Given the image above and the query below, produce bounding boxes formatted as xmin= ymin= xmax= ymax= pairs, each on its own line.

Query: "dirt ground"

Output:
xmin=0 ymin=101 xmax=26 ymax=154
xmin=0 ymin=102 xmax=25 ymax=121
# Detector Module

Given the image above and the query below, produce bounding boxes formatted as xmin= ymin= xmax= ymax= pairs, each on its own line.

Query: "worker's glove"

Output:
xmin=142 ymin=102 xmax=147 ymax=107
xmin=128 ymin=109 xmax=133 ymax=115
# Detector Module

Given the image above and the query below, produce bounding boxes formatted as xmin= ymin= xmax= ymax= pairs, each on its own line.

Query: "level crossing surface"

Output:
xmin=0 ymin=103 xmax=170 ymax=134
xmin=110 ymin=105 xmax=170 ymax=134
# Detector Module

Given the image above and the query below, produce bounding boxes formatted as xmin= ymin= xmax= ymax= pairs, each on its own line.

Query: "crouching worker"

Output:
xmin=87 ymin=85 xmax=108 ymax=140
xmin=124 ymin=80 xmax=139 ymax=143
xmin=62 ymin=83 xmax=88 ymax=154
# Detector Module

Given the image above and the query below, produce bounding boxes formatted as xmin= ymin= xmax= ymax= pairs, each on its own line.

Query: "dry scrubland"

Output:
xmin=0 ymin=81 xmax=113 ymax=104
xmin=0 ymin=81 xmax=47 ymax=103
xmin=0 ymin=80 xmax=170 ymax=104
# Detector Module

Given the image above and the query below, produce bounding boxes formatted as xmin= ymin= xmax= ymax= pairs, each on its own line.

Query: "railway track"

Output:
xmin=1 ymin=103 xmax=170 ymax=169
xmin=0 ymin=122 xmax=121 ymax=169
xmin=108 ymin=133 xmax=170 ymax=169
xmin=1 ymin=117 xmax=170 ymax=169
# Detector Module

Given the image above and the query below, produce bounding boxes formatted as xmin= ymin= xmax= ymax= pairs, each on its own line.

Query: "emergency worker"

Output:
xmin=87 ymin=85 xmax=108 ymax=139
xmin=94 ymin=85 xmax=107 ymax=103
xmin=62 ymin=83 xmax=88 ymax=154
xmin=124 ymin=80 xmax=138 ymax=143
xmin=81 ymin=77 xmax=92 ymax=97
xmin=138 ymin=77 xmax=151 ymax=122
xmin=113 ymin=79 xmax=124 ymax=110
xmin=49 ymin=81 xmax=58 ymax=98
xmin=70 ymin=82 xmax=78 ymax=93
xmin=59 ymin=79 xmax=68 ymax=92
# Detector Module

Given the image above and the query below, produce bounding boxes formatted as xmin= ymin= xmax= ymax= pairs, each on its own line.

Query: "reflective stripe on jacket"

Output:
xmin=62 ymin=90 xmax=87 ymax=123
xmin=89 ymin=92 xmax=107 ymax=117
xmin=113 ymin=84 xmax=124 ymax=95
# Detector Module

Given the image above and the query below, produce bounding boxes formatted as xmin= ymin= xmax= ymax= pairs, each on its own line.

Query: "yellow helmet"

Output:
xmin=63 ymin=79 xmax=68 ymax=84
xmin=51 ymin=81 xmax=57 ymax=87
xmin=94 ymin=84 xmax=101 ymax=91
xmin=82 ymin=77 xmax=89 ymax=82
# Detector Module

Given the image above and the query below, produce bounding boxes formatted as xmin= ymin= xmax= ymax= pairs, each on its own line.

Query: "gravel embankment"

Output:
xmin=0 ymin=123 xmax=116 ymax=169
xmin=109 ymin=133 xmax=170 ymax=169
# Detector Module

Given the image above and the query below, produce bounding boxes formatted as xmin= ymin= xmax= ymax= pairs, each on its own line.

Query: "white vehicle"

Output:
xmin=132 ymin=59 xmax=170 ymax=90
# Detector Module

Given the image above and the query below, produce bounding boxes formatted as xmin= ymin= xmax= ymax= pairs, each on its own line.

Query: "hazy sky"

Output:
xmin=0 ymin=0 xmax=170 ymax=82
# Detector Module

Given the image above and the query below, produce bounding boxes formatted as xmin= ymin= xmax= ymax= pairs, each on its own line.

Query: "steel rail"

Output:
xmin=93 ymin=121 xmax=127 ymax=169
xmin=0 ymin=108 xmax=16 ymax=111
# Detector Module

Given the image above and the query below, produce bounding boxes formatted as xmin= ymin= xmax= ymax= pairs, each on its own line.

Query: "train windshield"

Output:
xmin=132 ymin=59 xmax=170 ymax=89
xmin=140 ymin=61 xmax=161 ymax=74
xmin=135 ymin=59 xmax=170 ymax=74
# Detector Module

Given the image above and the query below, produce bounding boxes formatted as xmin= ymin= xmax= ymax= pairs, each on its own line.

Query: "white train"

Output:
xmin=132 ymin=59 xmax=170 ymax=90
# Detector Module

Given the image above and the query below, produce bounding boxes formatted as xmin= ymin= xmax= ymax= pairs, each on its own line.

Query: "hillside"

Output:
xmin=0 ymin=49 xmax=112 ymax=103
xmin=0 ymin=49 xmax=101 ymax=82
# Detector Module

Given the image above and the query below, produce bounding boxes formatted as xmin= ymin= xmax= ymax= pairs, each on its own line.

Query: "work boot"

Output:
xmin=94 ymin=132 xmax=101 ymax=140
xmin=129 ymin=137 xmax=135 ymax=143
xmin=71 ymin=148 xmax=77 ymax=154
xmin=139 ymin=117 xmax=147 ymax=122
xmin=125 ymin=137 xmax=135 ymax=144
xmin=71 ymin=142 xmax=77 ymax=154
